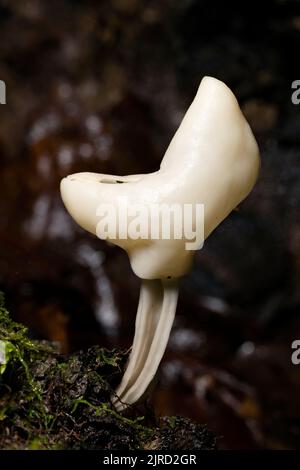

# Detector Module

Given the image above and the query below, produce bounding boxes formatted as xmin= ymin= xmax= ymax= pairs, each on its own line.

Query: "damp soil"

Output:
xmin=0 ymin=295 xmax=216 ymax=450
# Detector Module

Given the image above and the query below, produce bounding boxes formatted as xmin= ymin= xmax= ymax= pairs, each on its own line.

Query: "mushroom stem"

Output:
xmin=114 ymin=278 xmax=179 ymax=411
xmin=113 ymin=280 xmax=163 ymax=401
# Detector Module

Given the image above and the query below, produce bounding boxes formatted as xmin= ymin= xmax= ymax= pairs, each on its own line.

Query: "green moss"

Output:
xmin=0 ymin=293 xmax=61 ymax=432
xmin=0 ymin=293 xmax=152 ymax=449
xmin=0 ymin=293 xmax=216 ymax=450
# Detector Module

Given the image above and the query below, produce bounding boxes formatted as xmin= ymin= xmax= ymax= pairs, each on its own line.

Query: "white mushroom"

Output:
xmin=60 ymin=77 xmax=260 ymax=411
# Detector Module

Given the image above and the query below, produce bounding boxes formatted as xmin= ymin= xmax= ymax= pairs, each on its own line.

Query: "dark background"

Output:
xmin=0 ymin=0 xmax=300 ymax=449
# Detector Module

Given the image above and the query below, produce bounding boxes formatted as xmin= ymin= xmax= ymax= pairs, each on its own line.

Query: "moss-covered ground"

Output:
xmin=0 ymin=293 xmax=216 ymax=450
